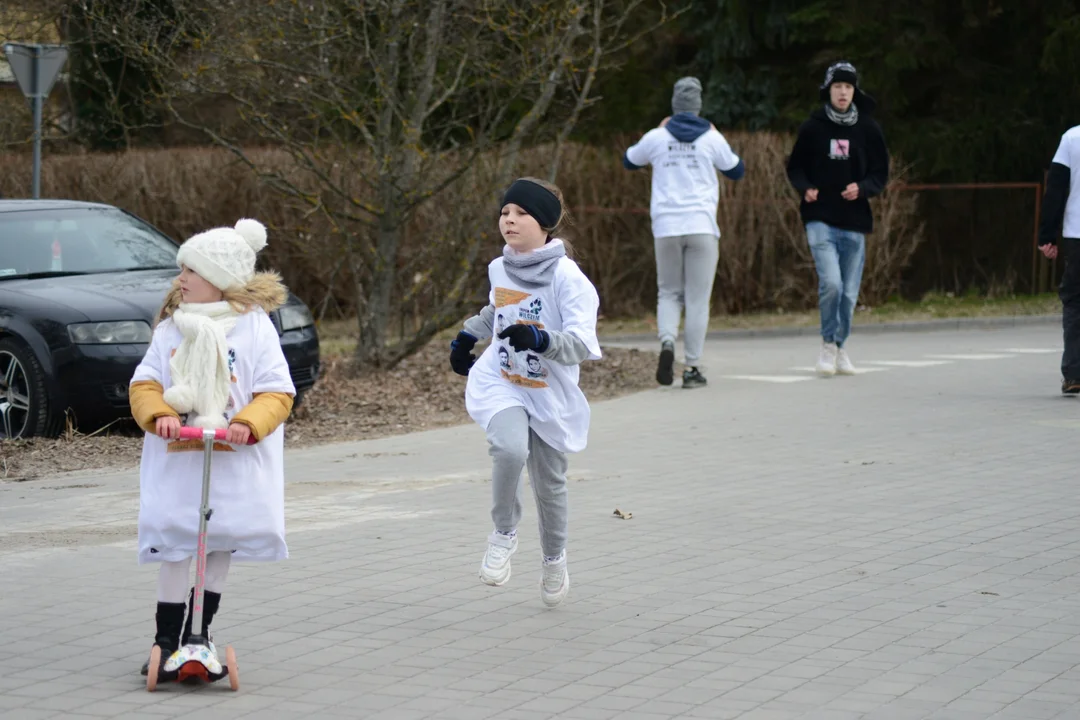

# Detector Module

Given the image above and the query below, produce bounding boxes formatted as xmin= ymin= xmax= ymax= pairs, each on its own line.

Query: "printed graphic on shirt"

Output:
xmin=829 ymin=139 xmax=851 ymax=159
xmin=168 ymin=439 xmax=236 ymax=453
xmin=495 ymin=287 xmax=531 ymax=309
xmin=228 ymin=348 xmax=237 ymax=383
xmin=662 ymin=141 xmax=702 ymax=170
xmin=518 ymin=297 xmax=543 ymax=325
xmin=525 ymin=354 xmax=548 ymax=380
xmin=492 ymin=287 xmax=550 ymax=389
xmin=501 ymin=332 xmax=550 ymax=388
xmin=501 ymin=369 xmax=549 ymax=389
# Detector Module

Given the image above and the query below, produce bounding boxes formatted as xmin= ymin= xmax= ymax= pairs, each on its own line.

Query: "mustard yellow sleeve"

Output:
xmin=129 ymin=380 xmax=180 ymax=434
xmin=231 ymin=392 xmax=294 ymax=441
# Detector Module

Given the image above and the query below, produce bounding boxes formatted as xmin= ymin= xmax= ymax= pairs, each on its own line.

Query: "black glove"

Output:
xmin=498 ymin=323 xmax=550 ymax=353
xmin=449 ymin=331 xmax=478 ymax=376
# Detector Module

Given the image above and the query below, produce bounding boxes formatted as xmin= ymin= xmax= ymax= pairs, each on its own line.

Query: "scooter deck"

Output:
xmin=150 ymin=642 xmax=235 ymax=688
xmin=161 ymin=661 xmax=230 ymax=685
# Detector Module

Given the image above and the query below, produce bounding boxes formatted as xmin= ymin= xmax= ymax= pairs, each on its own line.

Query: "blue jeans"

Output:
xmin=806 ymin=221 xmax=866 ymax=348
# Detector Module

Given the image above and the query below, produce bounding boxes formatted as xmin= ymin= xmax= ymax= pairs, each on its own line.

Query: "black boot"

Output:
xmin=181 ymin=587 xmax=222 ymax=645
xmin=140 ymin=602 xmax=186 ymax=676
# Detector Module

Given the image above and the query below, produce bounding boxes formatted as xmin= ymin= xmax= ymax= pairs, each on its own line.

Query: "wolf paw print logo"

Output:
xmin=519 ymin=297 xmax=543 ymax=324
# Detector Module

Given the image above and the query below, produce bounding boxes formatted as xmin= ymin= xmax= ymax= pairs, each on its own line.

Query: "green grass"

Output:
xmin=317 ymin=293 xmax=1061 ymax=356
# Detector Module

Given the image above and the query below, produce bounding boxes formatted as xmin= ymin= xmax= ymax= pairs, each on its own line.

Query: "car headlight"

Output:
xmin=278 ymin=304 xmax=315 ymax=332
xmin=68 ymin=321 xmax=152 ymax=344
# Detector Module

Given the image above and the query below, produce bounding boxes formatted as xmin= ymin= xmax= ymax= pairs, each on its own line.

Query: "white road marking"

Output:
xmin=1034 ymin=420 xmax=1080 ymax=430
xmin=925 ymin=353 xmax=1016 ymax=360
xmin=790 ymin=366 xmax=889 ymax=375
xmin=723 ymin=375 xmax=815 ymax=383
xmin=997 ymin=348 xmax=1059 ymax=354
xmin=863 ymin=360 xmax=953 ymax=368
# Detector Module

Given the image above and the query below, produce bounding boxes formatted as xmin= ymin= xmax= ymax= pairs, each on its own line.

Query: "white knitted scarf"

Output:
xmin=162 ymin=302 xmax=241 ymax=430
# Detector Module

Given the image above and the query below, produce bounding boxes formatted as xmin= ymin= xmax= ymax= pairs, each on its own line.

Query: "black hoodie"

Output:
xmin=786 ymin=107 xmax=889 ymax=234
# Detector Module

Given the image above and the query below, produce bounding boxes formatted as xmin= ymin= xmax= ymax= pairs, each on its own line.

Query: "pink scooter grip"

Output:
xmin=177 ymin=427 xmax=257 ymax=445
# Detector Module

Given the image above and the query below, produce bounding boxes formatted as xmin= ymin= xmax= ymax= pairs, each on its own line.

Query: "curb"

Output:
xmin=599 ymin=313 xmax=1063 ymax=344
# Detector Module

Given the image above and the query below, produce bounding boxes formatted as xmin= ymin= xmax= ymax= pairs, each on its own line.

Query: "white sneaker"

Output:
xmin=540 ymin=552 xmax=570 ymax=607
xmin=816 ymin=342 xmax=838 ymax=376
xmin=479 ymin=532 xmax=517 ymax=586
xmin=836 ymin=348 xmax=856 ymax=375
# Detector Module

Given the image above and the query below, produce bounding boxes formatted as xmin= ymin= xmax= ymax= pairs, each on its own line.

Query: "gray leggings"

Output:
xmin=655 ymin=233 xmax=720 ymax=366
xmin=486 ymin=407 xmax=568 ymax=558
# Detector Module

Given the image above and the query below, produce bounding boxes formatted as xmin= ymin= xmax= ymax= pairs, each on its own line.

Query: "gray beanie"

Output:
xmin=672 ymin=76 xmax=702 ymax=116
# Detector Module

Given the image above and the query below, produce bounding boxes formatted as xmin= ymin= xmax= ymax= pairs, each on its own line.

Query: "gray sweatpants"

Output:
xmin=655 ymin=233 xmax=719 ymax=366
xmin=486 ymin=407 xmax=568 ymax=559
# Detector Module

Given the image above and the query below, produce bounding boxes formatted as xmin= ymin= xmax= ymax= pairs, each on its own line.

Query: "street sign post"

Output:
xmin=3 ymin=43 xmax=68 ymax=199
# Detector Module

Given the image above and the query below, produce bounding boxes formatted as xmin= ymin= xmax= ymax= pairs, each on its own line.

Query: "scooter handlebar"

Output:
xmin=177 ymin=427 xmax=257 ymax=445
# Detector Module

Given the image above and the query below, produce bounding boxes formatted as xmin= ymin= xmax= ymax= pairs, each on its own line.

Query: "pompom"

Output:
xmin=163 ymin=385 xmax=194 ymax=414
xmin=192 ymin=414 xmax=229 ymax=430
xmin=233 ymin=218 xmax=268 ymax=252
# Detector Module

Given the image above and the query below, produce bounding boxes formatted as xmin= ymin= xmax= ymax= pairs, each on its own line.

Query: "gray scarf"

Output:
xmin=502 ymin=239 xmax=566 ymax=287
xmin=825 ymin=102 xmax=859 ymax=127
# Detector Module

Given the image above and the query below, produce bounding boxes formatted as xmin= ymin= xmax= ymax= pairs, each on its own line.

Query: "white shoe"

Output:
xmin=836 ymin=348 xmax=856 ymax=375
xmin=540 ymin=552 xmax=570 ymax=607
xmin=479 ymin=532 xmax=517 ymax=586
xmin=816 ymin=342 xmax=838 ymax=376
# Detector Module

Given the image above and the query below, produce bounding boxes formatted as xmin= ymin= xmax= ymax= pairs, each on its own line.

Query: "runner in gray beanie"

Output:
xmin=624 ymin=76 xmax=745 ymax=389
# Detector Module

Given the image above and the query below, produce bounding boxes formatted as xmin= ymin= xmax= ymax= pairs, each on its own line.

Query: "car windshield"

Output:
xmin=0 ymin=207 xmax=178 ymax=278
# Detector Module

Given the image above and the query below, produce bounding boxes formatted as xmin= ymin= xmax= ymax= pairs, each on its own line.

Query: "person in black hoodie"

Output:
xmin=624 ymin=77 xmax=745 ymax=389
xmin=1036 ymin=124 xmax=1080 ymax=394
xmin=787 ymin=61 xmax=889 ymax=377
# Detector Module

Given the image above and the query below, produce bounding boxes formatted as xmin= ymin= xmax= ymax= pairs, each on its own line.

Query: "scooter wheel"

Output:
xmin=225 ymin=645 xmax=239 ymax=691
xmin=146 ymin=645 xmax=161 ymax=692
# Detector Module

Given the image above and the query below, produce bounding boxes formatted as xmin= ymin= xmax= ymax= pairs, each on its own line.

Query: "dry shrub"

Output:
xmin=0 ymin=136 xmax=923 ymax=322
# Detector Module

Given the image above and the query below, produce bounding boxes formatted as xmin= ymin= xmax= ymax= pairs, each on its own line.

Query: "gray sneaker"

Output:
xmin=682 ymin=367 xmax=707 ymax=389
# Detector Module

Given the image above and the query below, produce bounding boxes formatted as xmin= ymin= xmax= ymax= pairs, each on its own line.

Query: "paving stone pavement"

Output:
xmin=2 ymin=326 xmax=1080 ymax=720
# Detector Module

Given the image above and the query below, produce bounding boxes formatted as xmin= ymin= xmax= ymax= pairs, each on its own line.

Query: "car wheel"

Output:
xmin=0 ymin=338 xmax=57 ymax=439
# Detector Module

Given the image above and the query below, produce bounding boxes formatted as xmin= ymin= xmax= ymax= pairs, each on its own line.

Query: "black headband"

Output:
xmin=501 ymin=179 xmax=562 ymax=230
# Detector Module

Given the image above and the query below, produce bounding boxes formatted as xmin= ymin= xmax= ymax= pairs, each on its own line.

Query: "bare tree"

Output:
xmin=79 ymin=0 xmax=680 ymax=367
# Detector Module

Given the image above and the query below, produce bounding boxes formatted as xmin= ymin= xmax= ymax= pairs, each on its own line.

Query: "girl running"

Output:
xmin=449 ymin=177 xmax=601 ymax=607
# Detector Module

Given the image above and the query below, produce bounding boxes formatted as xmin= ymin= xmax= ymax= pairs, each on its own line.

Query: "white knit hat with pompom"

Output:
xmin=175 ymin=218 xmax=268 ymax=292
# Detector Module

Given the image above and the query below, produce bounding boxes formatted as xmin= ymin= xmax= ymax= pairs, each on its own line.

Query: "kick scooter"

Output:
xmin=146 ymin=426 xmax=255 ymax=692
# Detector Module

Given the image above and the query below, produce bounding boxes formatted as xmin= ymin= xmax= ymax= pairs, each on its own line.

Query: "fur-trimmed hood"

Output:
xmin=156 ymin=270 xmax=289 ymax=325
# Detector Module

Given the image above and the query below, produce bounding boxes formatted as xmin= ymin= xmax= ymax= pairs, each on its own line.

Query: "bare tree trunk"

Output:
xmin=496 ymin=7 xmax=584 ymax=188
xmin=357 ymin=193 xmax=402 ymax=366
xmin=549 ymin=0 xmax=603 ymax=181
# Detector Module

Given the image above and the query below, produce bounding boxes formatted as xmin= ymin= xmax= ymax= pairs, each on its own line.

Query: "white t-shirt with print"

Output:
xmin=625 ymin=127 xmax=741 ymax=239
xmin=131 ymin=309 xmax=295 ymax=564
xmin=1052 ymin=125 xmax=1080 ymax=239
xmin=465 ymin=253 xmax=602 ymax=454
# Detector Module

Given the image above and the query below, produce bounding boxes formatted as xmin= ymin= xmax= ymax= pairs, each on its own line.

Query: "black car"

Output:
xmin=0 ymin=200 xmax=320 ymax=438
